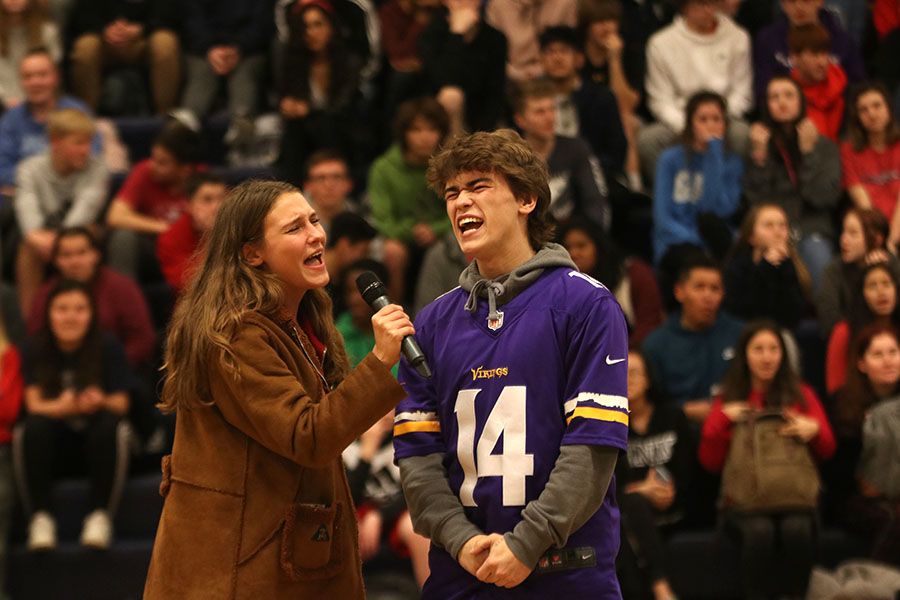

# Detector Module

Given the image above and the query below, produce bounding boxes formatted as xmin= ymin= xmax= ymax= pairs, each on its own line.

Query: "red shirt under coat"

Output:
xmin=698 ymin=384 xmax=836 ymax=474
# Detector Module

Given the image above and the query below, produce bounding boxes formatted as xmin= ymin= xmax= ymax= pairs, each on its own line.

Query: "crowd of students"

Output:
xmin=0 ymin=0 xmax=900 ymax=598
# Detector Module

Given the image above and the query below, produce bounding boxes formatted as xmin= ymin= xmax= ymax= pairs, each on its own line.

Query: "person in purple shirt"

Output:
xmin=753 ymin=0 xmax=864 ymax=101
xmin=0 ymin=48 xmax=102 ymax=193
xmin=394 ymin=129 xmax=628 ymax=599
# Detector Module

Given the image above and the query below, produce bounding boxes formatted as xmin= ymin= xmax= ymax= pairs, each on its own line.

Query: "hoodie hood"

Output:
xmin=459 ymin=243 xmax=576 ymax=322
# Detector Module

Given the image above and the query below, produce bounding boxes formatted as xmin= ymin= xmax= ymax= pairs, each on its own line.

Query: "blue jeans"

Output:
xmin=797 ymin=234 xmax=834 ymax=293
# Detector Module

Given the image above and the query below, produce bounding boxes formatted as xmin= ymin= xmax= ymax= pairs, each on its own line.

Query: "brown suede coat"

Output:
xmin=143 ymin=310 xmax=405 ymax=599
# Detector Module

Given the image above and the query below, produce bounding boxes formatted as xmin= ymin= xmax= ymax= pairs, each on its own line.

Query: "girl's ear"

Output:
xmin=242 ymin=242 xmax=264 ymax=267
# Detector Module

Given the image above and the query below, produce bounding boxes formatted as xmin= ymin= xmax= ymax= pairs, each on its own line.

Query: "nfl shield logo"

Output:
xmin=487 ymin=310 xmax=504 ymax=331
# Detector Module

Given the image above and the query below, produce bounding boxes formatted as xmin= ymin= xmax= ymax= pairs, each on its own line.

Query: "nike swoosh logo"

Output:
xmin=606 ymin=355 xmax=625 ymax=365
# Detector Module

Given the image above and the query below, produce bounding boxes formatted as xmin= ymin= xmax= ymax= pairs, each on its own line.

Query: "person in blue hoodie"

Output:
xmin=652 ymin=91 xmax=743 ymax=264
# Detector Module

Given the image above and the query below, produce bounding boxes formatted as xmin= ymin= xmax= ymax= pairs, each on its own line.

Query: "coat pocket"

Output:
xmin=280 ymin=501 xmax=344 ymax=581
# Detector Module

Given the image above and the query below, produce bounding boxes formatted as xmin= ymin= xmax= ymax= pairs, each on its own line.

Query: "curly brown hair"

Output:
xmin=426 ymin=129 xmax=554 ymax=250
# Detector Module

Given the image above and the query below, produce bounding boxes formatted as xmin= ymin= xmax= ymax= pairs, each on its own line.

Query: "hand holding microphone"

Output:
xmin=356 ymin=271 xmax=432 ymax=378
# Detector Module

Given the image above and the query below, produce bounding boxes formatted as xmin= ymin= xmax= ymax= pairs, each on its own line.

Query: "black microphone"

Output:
xmin=356 ymin=271 xmax=432 ymax=379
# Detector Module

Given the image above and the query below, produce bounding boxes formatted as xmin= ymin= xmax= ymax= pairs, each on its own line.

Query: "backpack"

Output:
xmin=720 ymin=410 xmax=821 ymax=513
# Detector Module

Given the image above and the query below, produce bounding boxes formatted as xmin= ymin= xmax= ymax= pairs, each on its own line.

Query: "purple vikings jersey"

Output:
xmin=394 ymin=267 xmax=629 ymax=599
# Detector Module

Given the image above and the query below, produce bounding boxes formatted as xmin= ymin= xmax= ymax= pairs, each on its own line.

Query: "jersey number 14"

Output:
xmin=455 ymin=386 xmax=535 ymax=507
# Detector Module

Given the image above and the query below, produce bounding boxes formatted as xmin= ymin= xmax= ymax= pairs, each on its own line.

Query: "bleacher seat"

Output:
xmin=665 ymin=528 xmax=869 ymax=599
xmin=8 ymin=474 xmax=163 ymax=599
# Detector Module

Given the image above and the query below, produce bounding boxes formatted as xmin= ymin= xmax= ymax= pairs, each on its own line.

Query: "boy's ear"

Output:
xmin=518 ymin=193 xmax=537 ymax=216
xmin=513 ymin=111 xmax=525 ymax=130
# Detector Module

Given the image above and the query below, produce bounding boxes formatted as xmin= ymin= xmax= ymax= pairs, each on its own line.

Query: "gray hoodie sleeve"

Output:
xmin=398 ymin=444 xmax=618 ymax=568
xmin=398 ymin=453 xmax=484 ymax=561
xmin=503 ymin=445 xmax=618 ymax=567
xmin=14 ymin=157 xmax=45 ymax=234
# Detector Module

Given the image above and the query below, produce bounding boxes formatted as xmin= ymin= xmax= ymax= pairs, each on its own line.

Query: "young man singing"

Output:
xmin=394 ymin=129 xmax=628 ymax=598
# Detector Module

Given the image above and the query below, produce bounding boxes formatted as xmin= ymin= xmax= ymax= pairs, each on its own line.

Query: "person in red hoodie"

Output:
xmin=155 ymin=172 xmax=227 ymax=295
xmin=789 ymin=23 xmax=847 ymax=142
xmin=699 ymin=319 xmax=835 ymax=600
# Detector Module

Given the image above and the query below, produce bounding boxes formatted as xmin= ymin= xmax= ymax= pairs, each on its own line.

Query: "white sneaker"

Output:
xmin=80 ymin=509 xmax=112 ymax=549
xmin=27 ymin=511 xmax=56 ymax=551
xmin=224 ymin=116 xmax=254 ymax=148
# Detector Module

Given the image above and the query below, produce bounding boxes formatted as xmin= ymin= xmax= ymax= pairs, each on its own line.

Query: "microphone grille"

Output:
xmin=355 ymin=271 xmax=388 ymax=306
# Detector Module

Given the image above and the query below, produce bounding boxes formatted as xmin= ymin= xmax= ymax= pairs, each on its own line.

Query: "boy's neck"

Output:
xmin=475 ymin=240 xmax=536 ymax=280
xmin=684 ymin=16 xmax=718 ymax=35
xmin=403 ymin=148 xmax=429 ymax=166
xmin=314 ymin=199 xmax=345 ymax=223
xmin=551 ymin=74 xmax=579 ymax=96
xmin=51 ymin=152 xmax=75 ymax=177
xmin=30 ymin=97 xmax=57 ymax=122
xmin=796 ymin=70 xmax=826 ymax=85
xmin=524 ymin=131 xmax=555 ymax=159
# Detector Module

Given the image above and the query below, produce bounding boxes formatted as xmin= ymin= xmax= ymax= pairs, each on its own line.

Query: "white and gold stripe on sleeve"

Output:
xmin=393 ymin=411 xmax=441 ymax=436
xmin=563 ymin=392 xmax=629 ymax=426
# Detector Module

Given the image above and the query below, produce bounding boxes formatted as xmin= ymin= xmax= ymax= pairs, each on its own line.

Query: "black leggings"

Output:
xmin=16 ymin=412 xmax=127 ymax=513
xmin=618 ymin=491 xmax=670 ymax=590
xmin=726 ymin=512 xmax=815 ymax=600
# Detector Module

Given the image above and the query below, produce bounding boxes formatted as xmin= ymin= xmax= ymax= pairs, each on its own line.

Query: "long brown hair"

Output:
xmin=159 ymin=180 xmax=349 ymax=412
xmin=846 ymin=81 xmax=900 ymax=153
xmin=837 ymin=322 xmax=900 ymax=434
xmin=680 ymin=90 xmax=729 ymax=156
xmin=0 ymin=1 xmax=47 ymax=57
xmin=844 ymin=206 xmax=890 ymax=256
xmin=730 ymin=203 xmax=813 ymax=300
xmin=34 ymin=279 xmax=104 ymax=397
xmin=720 ymin=319 xmax=805 ymax=409
xmin=762 ymin=75 xmax=808 ymax=171
xmin=847 ymin=262 xmax=900 ymax=336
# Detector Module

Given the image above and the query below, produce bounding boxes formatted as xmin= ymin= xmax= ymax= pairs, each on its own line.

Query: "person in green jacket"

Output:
xmin=368 ymin=96 xmax=450 ymax=303
xmin=336 ymin=259 xmax=398 ymax=377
